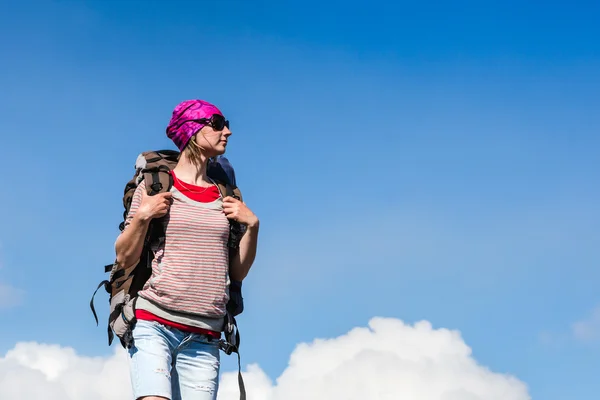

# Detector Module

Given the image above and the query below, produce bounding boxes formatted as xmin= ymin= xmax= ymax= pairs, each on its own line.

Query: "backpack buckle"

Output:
xmin=218 ymin=339 xmax=236 ymax=355
xmin=150 ymin=182 xmax=163 ymax=193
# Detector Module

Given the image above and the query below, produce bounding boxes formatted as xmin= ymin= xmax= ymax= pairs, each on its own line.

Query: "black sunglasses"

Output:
xmin=192 ymin=114 xmax=229 ymax=131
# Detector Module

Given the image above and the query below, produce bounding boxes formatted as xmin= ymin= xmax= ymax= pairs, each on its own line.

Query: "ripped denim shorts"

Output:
xmin=128 ymin=319 xmax=221 ymax=400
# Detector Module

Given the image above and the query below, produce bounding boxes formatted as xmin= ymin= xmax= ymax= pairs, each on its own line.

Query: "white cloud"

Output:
xmin=572 ymin=306 xmax=600 ymax=342
xmin=0 ymin=318 xmax=530 ymax=400
xmin=0 ymin=343 xmax=131 ymax=400
xmin=218 ymin=318 xmax=530 ymax=400
xmin=0 ymin=282 xmax=24 ymax=309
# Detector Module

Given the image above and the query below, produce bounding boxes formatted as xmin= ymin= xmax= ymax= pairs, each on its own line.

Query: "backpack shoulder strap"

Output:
xmin=208 ymin=157 xmax=242 ymax=200
xmin=215 ymin=181 xmax=243 ymax=201
xmin=140 ymin=150 xmax=178 ymax=195
xmin=119 ymin=150 xmax=178 ymax=231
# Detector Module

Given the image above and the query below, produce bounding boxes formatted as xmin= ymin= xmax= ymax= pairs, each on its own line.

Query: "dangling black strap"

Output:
xmin=236 ymin=350 xmax=246 ymax=400
xmin=90 ymin=280 xmax=110 ymax=325
xmin=107 ymin=324 xmax=114 ymax=346
xmin=218 ymin=340 xmax=246 ymax=400
xmin=218 ymin=313 xmax=245 ymax=400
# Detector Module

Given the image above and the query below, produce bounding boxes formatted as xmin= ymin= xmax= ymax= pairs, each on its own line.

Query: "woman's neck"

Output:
xmin=172 ymin=154 xmax=211 ymax=186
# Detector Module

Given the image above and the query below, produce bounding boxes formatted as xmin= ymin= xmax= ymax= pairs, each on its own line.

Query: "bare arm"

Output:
xmin=223 ymin=196 xmax=260 ymax=281
xmin=114 ymin=183 xmax=172 ymax=268
xmin=115 ymin=214 xmax=151 ymax=268
xmin=229 ymin=222 xmax=259 ymax=281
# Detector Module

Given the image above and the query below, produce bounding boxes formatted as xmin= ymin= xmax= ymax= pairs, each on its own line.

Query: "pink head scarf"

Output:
xmin=165 ymin=99 xmax=224 ymax=151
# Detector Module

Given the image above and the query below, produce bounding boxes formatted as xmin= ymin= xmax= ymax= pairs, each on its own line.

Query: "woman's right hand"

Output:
xmin=136 ymin=190 xmax=173 ymax=221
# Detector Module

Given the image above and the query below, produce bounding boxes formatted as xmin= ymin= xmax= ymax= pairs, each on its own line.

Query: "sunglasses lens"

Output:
xmin=210 ymin=114 xmax=226 ymax=130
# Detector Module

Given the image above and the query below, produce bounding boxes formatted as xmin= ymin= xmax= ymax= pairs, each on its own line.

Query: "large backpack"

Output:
xmin=90 ymin=149 xmax=247 ymax=400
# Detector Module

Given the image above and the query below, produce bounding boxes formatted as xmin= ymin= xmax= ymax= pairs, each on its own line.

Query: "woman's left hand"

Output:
xmin=223 ymin=197 xmax=259 ymax=228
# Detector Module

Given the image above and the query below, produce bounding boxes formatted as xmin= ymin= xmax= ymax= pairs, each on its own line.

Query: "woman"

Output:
xmin=115 ymin=99 xmax=260 ymax=400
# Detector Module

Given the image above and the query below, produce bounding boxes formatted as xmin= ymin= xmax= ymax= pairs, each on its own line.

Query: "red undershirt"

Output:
xmin=135 ymin=171 xmax=222 ymax=339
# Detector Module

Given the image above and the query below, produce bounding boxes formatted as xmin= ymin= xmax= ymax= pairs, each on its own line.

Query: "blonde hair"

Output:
xmin=183 ymin=133 xmax=205 ymax=166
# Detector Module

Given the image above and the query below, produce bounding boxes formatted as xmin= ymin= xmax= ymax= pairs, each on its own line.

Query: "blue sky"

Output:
xmin=0 ymin=0 xmax=599 ymax=399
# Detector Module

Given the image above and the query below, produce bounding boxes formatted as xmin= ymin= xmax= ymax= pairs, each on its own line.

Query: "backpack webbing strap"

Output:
xmin=89 ymin=263 xmax=115 ymax=325
xmin=235 ymin=350 xmax=246 ymax=400
xmin=108 ymin=322 xmax=114 ymax=346
xmin=217 ymin=343 xmax=246 ymax=400
xmin=219 ymin=314 xmax=246 ymax=400
xmin=90 ymin=279 xmax=110 ymax=325
xmin=89 ymin=278 xmax=115 ymax=346
xmin=145 ymin=166 xmax=173 ymax=196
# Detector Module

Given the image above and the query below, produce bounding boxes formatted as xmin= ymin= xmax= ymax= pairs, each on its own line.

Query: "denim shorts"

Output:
xmin=128 ymin=319 xmax=221 ymax=400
